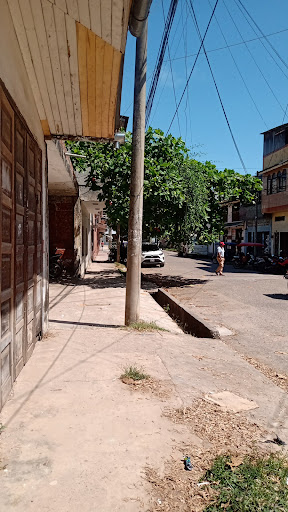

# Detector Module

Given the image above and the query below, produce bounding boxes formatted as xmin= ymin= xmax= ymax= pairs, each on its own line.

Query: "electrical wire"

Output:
xmin=186 ymin=0 xmax=246 ymax=171
xmin=150 ymin=10 xmax=189 ymax=126
xmin=233 ymin=0 xmax=288 ymax=83
xmin=161 ymin=0 xmax=181 ymax=135
xmin=237 ymin=0 xmax=288 ymax=74
xmin=205 ymin=0 xmax=268 ymax=129
xmin=164 ymin=28 xmax=288 ymax=63
xmin=282 ymin=103 xmax=288 ymax=124
xmin=166 ymin=0 xmax=219 ymax=135
xmin=224 ymin=0 xmax=286 ymax=115
xmin=146 ymin=0 xmax=180 ymax=127
xmin=182 ymin=0 xmax=193 ymax=145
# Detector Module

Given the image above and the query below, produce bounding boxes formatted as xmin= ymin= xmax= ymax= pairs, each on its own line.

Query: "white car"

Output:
xmin=141 ymin=243 xmax=165 ymax=267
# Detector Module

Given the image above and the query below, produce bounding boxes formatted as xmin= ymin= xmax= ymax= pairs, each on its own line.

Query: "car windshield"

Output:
xmin=142 ymin=244 xmax=159 ymax=252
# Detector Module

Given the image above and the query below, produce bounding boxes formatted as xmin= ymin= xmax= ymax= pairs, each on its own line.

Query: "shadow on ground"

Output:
xmin=142 ymin=273 xmax=208 ymax=288
xmin=264 ymin=293 xmax=288 ymax=300
xmin=49 ymin=319 xmax=123 ymax=328
xmin=81 ymin=270 xmax=126 ymax=289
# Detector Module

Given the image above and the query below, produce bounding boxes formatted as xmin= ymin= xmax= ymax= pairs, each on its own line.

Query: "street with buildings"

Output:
xmin=0 ymin=0 xmax=288 ymax=510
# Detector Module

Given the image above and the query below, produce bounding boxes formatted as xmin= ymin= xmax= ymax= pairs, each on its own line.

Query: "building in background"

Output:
xmin=259 ymin=124 xmax=288 ymax=256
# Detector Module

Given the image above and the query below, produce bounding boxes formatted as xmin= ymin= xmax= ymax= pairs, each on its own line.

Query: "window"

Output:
xmin=264 ymin=132 xmax=273 ymax=156
xmin=263 ymin=127 xmax=288 ymax=156
xmin=267 ymin=175 xmax=272 ymax=195
xmin=281 ymin=169 xmax=287 ymax=191
xmin=272 ymin=173 xmax=277 ymax=194
xmin=274 ymin=130 xmax=285 ymax=151
xmin=277 ymin=171 xmax=282 ymax=191
xmin=275 ymin=216 xmax=285 ymax=222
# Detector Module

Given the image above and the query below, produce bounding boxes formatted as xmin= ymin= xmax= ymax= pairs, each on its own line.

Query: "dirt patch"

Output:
xmin=244 ymin=356 xmax=288 ymax=393
xmin=146 ymin=399 xmax=273 ymax=512
xmin=121 ymin=377 xmax=172 ymax=400
xmin=163 ymin=399 xmax=267 ymax=450
xmin=41 ymin=331 xmax=56 ymax=340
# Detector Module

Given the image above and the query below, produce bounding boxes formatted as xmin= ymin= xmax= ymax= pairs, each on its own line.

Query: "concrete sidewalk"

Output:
xmin=0 ymin=251 xmax=287 ymax=511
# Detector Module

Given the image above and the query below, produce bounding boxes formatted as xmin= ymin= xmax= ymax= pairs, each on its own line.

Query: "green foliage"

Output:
xmin=127 ymin=320 xmax=167 ymax=332
xmin=66 ymin=128 xmax=262 ymax=245
xmin=120 ymin=365 xmax=149 ymax=381
xmin=203 ymin=453 xmax=288 ymax=511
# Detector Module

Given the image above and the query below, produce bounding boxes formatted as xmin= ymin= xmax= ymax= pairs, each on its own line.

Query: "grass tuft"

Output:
xmin=120 ymin=365 xmax=149 ymax=381
xmin=203 ymin=452 xmax=288 ymax=511
xmin=128 ymin=320 xmax=167 ymax=332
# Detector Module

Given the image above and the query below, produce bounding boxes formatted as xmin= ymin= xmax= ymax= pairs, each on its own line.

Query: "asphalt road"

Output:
xmin=142 ymin=251 xmax=288 ymax=376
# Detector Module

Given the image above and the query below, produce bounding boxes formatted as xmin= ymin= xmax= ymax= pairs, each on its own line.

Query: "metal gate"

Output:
xmin=0 ymin=84 xmax=43 ymax=409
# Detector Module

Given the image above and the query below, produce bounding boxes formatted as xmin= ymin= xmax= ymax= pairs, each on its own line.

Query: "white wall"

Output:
xmin=0 ymin=0 xmax=48 ymax=331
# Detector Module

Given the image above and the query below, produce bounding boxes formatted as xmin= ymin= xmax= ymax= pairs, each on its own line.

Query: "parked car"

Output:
xmin=141 ymin=243 xmax=165 ymax=267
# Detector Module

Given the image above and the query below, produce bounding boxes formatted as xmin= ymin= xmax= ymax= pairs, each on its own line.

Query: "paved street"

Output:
xmin=142 ymin=251 xmax=288 ymax=376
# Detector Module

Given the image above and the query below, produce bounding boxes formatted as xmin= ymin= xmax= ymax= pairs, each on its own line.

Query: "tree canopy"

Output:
xmin=66 ymin=127 xmax=262 ymax=245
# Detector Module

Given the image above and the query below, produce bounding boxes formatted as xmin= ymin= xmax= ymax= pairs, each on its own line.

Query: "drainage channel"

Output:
xmin=151 ymin=288 xmax=220 ymax=339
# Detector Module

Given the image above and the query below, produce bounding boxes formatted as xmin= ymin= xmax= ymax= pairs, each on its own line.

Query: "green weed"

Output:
xmin=203 ymin=453 xmax=288 ymax=511
xmin=128 ymin=320 xmax=167 ymax=332
xmin=120 ymin=365 xmax=149 ymax=381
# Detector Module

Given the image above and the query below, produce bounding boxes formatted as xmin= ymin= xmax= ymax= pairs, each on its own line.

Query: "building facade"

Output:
xmin=259 ymin=124 xmax=288 ymax=256
xmin=0 ymin=0 xmax=134 ymax=410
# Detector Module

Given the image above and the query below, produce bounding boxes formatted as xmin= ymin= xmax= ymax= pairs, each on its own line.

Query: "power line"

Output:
xmin=237 ymin=0 xmax=288 ymax=74
xmin=160 ymin=0 xmax=181 ymax=135
xmin=224 ymin=0 xmax=286 ymax=115
xmin=282 ymin=103 xmax=288 ymax=124
xmin=166 ymin=0 xmax=219 ymax=135
xmin=187 ymin=0 xmax=246 ymax=172
xmin=233 ymin=0 xmax=288 ymax=83
xmin=182 ymin=0 xmax=193 ymax=145
xmin=146 ymin=0 xmax=179 ymax=127
xmin=206 ymin=0 xmax=268 ymax=129
xmin=164 ymin=28 xmax=288 ymax=63
xmin=150 ymin=9 xmax=189 ymax=126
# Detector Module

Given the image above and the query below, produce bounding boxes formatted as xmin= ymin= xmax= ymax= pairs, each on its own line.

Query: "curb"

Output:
xmin=153 ymin=288 xmax=221 ymax=339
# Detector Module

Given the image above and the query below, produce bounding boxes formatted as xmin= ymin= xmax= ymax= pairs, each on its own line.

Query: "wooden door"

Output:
xmin=0 ymin=83 xmax=43 ymax=409
xmin=35 ymin=149 xmax=42 ymax=338
xmin=14 ymin=116 xmax=27 ymax=376
xmin=0 ymin=90 xmax=15 ymax=409
xmin=26 ymin=135 xmax=37 ymax=362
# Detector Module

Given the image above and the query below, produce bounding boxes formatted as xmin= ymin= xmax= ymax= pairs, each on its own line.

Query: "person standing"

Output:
xmin=216 ymin=241 xmax=225 ymax=275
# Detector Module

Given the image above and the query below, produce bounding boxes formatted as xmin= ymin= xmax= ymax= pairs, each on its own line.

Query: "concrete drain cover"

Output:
xmin=204 ymin=391 xmax=258 ymax=413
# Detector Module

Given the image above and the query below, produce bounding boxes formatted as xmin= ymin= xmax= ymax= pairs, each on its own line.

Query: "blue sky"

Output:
xmin=120 ymin=0 xmax=288 ymax=174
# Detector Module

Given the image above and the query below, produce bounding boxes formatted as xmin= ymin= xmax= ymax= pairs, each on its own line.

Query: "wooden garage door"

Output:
xmin=0 ymin=85 xmax=43 ymax=409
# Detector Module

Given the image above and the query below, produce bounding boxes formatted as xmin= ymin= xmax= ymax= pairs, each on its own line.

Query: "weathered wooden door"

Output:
xmin=0 ymin=84 xmax=43 ymax=409
xmin=26 ymin=135 xmax=37 ymax=361
xmin=14 ymin=116 xmax=27 ymax=376
xmin=0 ymin=89 xmax=15 ymax=409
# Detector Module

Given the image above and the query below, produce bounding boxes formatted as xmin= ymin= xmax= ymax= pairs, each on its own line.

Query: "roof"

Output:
xmin=258 ymin=158 xmax=288 ymax=175
xmin=8 ymin=0 xmax=131 ymax=140
xmin=261 ymin=123 xmax=288 ymax=135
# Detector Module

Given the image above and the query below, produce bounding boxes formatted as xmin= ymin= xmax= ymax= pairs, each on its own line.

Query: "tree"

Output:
xmin=66 ymin=128 xmax=188 ymax=237
xmin=66 ymin=128 xmax=262 ymax=248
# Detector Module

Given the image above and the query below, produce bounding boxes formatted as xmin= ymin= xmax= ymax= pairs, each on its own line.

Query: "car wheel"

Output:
xmin=159 ymin=263 xmax=164 ymax=267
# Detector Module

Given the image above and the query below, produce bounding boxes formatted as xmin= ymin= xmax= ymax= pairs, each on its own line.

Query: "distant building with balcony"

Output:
xmin=259 ymin=124 xmax=288 ymax=256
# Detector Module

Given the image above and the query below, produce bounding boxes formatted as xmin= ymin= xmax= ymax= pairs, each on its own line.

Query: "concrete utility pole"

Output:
xmin=125 ymin=19 xmax=148 ymax=325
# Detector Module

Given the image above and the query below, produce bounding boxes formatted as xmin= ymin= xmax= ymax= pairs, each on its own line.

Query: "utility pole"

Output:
xmin=125 ymin=19 xmax=148 ymax=325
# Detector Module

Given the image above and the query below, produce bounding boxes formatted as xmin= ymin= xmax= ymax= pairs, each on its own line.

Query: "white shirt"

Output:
xmin=217 ymin=246 xmax=225 ymax=258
